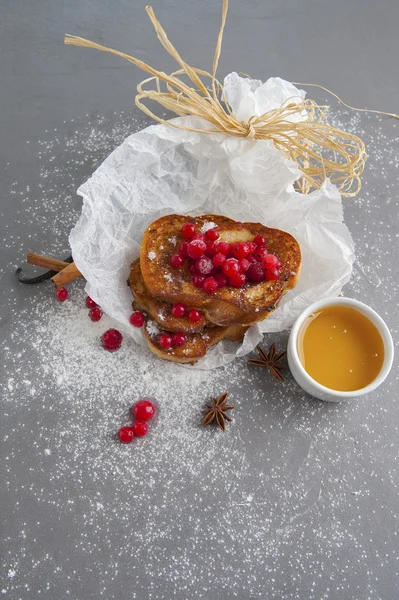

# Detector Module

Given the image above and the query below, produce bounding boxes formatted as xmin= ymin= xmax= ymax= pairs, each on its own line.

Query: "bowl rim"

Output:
xmin=288 ymin=297 xmax=394 ymax=398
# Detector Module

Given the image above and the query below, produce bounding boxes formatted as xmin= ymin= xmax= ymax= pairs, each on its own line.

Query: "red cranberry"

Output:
xmin=229 ymin=272 xmax=246 ymax=287
xmin=192 ymin=233 xmax=205 ymax=242
xmin=130 ymin=311 xmax=145 ymax=327
xmin=254 ymin=235 xmax=266 ymax=248
xmin=188 ymin=309 xmax=202 ymax=323
xmin=238 ymin=258 xmax=250 ymax=272
xmin=170 ymin=254 xmax=185 ymax=268
xmin=205 ymin=228 xmax=220 ymax=242
xmin=102 ymin=329 xmax=123 ymax=352
xmin=205 ymin=241 xmax=217 ymax=258
xmin=159 ymin=333 xmax=173 ymax=349
xmin=223 ymin=258 xmax=240 ymax=278
xmin=189 ymin=262 xmax=197 ymax=275
xmin=171 ymin=332 xmax=187 ymax=347
xmin=179 ymin=241 xmax=190 ymax=257
xmin=89 ymin=307 xmax=103 ymax=322
xmin=188 ymin=239 xmax=206 ymax=259
xmin=132 ymin=420 xmax=149 ymax=437
xmin=215 ymin=241 xmax=230 ymax=255
xmin=171 ymin=303 xmax=187 ymax=318
xmin=212 ymin=252 xmax=227 ymax=268
xmin=192 ymin=274 xmax=206 ymax=288
xmin=195 ymin=256 xmax=213 ymax=275
xmin=133 ymin=399 xmax=156 ymax=421
xmin=56 ymin=287 xmax=68 ymax=302
xmin=263 ymin=254 xmax=282 ymax=270
xmin=202 ymin=277 xmax=218 ymax=294
xmin=247 ymin=262 xmax=266 ymax=283
xmin=181 ymin=223 xmax=196 ymax=239
xmin=215 ymin=272 xmax=228 ymax=288
xmin=246 ymin=254 xmax=258 ymax=265
xmin=85 ymin=296 xmax=97 ymax=308
xmin=117 ymin=426 xmax=135 ymax=444
xmin=254 ymin=248 xmax=268 ymax=262
xmin=265 ymin=268 xmax=279 ymax=281
xmin=232 ymin=242 xmax=251 ymax=259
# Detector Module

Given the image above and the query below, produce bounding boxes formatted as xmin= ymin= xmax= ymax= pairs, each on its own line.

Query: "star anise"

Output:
xmin=202 ymin=392 xmax=235 ymax=431
xmin=248 ymin=342 xmax=287 ymax=381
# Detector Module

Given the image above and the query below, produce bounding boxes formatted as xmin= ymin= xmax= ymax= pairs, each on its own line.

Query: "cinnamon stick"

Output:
xmin=51 ymin=262 xmax=82 ymax=288
xmin=26 ymin=252 xmax=71 ymax=273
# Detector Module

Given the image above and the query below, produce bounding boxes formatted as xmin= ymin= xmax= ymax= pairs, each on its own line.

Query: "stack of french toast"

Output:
xmin=129 ymin=214 xmax=301 ymax=364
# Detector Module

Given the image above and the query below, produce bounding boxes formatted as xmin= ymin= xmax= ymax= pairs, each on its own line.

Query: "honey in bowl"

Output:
xmin=297 ymin=305 xmax=385 ymax=392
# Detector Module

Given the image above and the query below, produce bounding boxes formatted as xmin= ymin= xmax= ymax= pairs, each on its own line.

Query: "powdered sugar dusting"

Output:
xmin=1 ymin=110 xmax=398 ymax=599
xmin=148 ymin=251 xmax=156 ymax=261
xmin=146 ymin=319 xmax=160 ymax=337
xmin=200 ymin=221 xmax=217 ymax=234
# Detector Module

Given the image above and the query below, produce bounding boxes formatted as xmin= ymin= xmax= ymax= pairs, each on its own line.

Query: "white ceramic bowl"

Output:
xmin=287 ymin=297 xmax=394 ymax=402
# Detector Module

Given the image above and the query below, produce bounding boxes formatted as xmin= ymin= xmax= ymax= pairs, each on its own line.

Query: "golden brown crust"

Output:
xmin=129 ymin=259 xmax=212 ymax=333
xmin=144 ymin=320 xmax=249 ymax=364
xmin=140 ymin=214 xmax=301 ymax=326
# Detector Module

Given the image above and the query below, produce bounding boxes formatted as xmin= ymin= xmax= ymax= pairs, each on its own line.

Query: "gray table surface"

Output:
xmin=1 ymin=1 xmax=398 ymax=599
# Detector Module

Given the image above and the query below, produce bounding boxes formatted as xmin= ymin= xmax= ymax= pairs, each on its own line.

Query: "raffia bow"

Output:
xmin=65 ymin=0 xmax=397 ymax=197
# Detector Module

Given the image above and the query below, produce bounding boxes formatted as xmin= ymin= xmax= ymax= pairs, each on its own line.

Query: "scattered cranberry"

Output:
xmin=159 ymin=333 xmax=173 ymax=349
xmin=230 ymin=272 xmax=246 ymax=287
xmin=188 ymin=309 xmax=202 ymax=323
xmin=170 ymin=253 xmax=185 ymax=268
xmin=265 ymin=268 xmax=279 ymax=281
xmin=263 ymin=254 xmax=282 ymax=270
xmin=56 ymin=287 xmax=68 ymax=302
xmin=195 ymin=256 xmax=213 ymax=275
xmin=181 ymin=223 xmax=196 ymax=239
xmin=254 ymin=248 xmax=268 ymax=262
xmin=192 ymin=274 xmax=206 ymax=288
xmin=249 ymin=241 xmax=258 ymax=254
xmin=254 ymin=235 xmax=266 ymax=248
xmin=247 ymin=262 xmax=266 ymax=283
xmin=85 ymin=296 xmax=97 ymax=309
xmin=89 ymin=307 xmax=103 ymax=322
xmin=117 ymin=426 xmax=135 ymax=444
xmin=203 ymin=276 xmax=218 ymax=294
xmin=188 ymin=239 xmax=206 ymax=259
xmin=171 ymin=303 xmax=187 ymax=318
xmin=102 ymin=329 xmax=123 ymax=352
xmin=239 ymin=258 xmax=250 ymax=272
xmin=214 ymin=272 xmax=228 ymax=288
xmin=189 ymin=262 xmax=197 ymax=275
xmin=232 ymin=242 xmax=251 ymax=259
xmin=205 ymin=228 xmax=220 ymax=242
xmin=179 ymin=241 xmax=190 ymax=257
xmin=130 ymin=311 xmax=145 ymax=327
xmin=223 ymin=258 xmax=240 ymax=278
xmin=212 ymin=252 xmax=227 ymax=268
xmin=133 ymin=420 xmax=149 ymax=437
xmin=171 ymin=332 xmax=187 ymax=347
xmin=133 ymin=399 xmax=156 ymax=421
xmin=215 ymin=241 xmax=230 ymax=255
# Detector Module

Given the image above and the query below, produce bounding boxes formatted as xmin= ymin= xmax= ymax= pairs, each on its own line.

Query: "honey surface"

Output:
xmin=297 ymin=305 xmax=384 ymax=391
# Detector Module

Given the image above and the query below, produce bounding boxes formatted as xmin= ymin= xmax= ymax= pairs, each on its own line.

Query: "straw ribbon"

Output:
xmin=65 ymin=0 xmax=395 ymax=197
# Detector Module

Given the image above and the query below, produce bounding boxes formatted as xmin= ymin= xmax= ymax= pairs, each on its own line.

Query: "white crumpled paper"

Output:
xmin=70 ymin=74 xmax=355 ymax=369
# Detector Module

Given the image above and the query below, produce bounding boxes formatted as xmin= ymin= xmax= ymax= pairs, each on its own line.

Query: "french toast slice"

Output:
xmin=144 ymin=319 xmax=248 ymax=364
xmin=129 ymin=259 xmax=212 ymax=333
xmin=140 ymin=214 xmax=301 ymax=326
